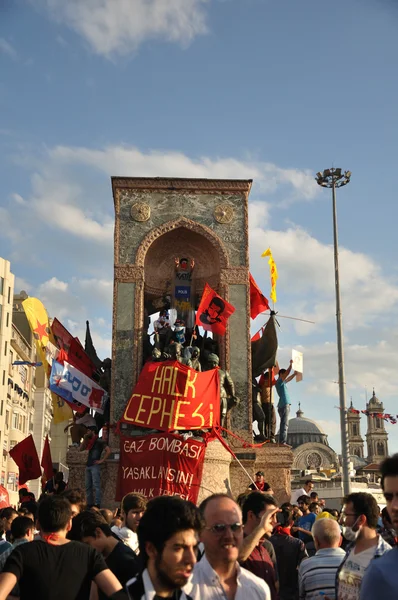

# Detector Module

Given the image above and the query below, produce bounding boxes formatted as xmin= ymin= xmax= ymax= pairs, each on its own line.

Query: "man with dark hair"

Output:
xmin=270 ymin=508 xmax=307 ymax=600
xmin=299 ymin=518 xmax=344 ymax=600
xmin=239 ymin=492 xmax=279 ymax=600
xmin=126 ymin=496 xmax=201 ymax=600
xmin=291 ymin=481 xmax=314 ymax=505
xmin=113 ymin=493 xmax=147 ymax=553
xmin=61 ymin=487 xmax=86 ymax=518
xmin=248 ymin=472 xmax=274 ymax=494
xmin=80 ymin=429 xmax=111 ymax=508
xmin=309 ymin=502 xmax=321 ymax=516
xmin=0 ymin=508 xmax=18 ymax=548
xmin=76 ymin=510 xmax=140 ymax=599
xmin=275 ymin=361 xmax=296 ymax=445
xmin=294 ymin=496 xmax=316 ymax=544
xmin=360 ymin=454 xmax=398 ymax=599
xmin=378 ymin=506 xmax=396 ymax=546
xmin=186 ymin=493 xmax=271 ymax=599
xmin=0 ymin=517 xmax=34 ymax=570
xmin=336 ymin=492 xmax=391 ymax=600
xmin=0 ymin=495 xmax=125 ymax=600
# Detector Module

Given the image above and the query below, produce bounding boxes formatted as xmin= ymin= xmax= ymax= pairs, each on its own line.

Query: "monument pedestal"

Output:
xmin=197 ymin=439 xmax=232 ymax=504
xmin=67 ymin=442 xmax=292 ymax=508
xmin=229 ymin=445 xmax=293 ymax=504
xmin=67 ymin=447 xmax=120 ymax=510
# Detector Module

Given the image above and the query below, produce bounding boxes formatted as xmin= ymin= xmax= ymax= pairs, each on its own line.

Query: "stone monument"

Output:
xmin=67 ymin=177 xmax=293 ymax=506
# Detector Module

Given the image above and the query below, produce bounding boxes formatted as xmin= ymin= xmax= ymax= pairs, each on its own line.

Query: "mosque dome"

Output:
xmin=284 ymin=405 xmax=329 ymax=449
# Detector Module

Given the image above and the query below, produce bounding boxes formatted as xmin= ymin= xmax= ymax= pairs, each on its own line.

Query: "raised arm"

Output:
xmin=279 ymin=360 xmax=293 ymax=381
xmin=285 ymin=372 xmax=297 ymax=383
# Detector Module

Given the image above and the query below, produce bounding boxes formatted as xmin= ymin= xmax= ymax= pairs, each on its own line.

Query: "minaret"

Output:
xmin=347 ymin=400 xmax=364 ymax=458
xmin=365 ymin=389 xmax=389 ymax=463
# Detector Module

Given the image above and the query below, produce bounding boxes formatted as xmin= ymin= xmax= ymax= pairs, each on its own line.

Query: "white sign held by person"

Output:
xmin=292 ymin=349 xmax=303 ymax=382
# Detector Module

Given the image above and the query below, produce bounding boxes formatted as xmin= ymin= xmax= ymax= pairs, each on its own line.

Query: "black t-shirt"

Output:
xmin=3 ymin=539 xmax=107 ymax=600
xmin=99 ymin=542 xmax=139 ymax=600
xmin=88 ymin=439 xmax=106 ymax=467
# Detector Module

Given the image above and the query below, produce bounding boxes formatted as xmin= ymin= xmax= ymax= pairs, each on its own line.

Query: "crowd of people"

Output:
xmin=0 ymin=453 xmax=397 ymax=600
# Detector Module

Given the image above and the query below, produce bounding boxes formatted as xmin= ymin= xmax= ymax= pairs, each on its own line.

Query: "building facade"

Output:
xmin=286 ymin=406 xmax=339 ymax=472
xmin=347 ymin=401 xmax=364 ymax=459
xmin=13 ymin=291 xmax=70 ymax=496
xmin=365 ymin=390 xmax=389 ymax=464
xmin=7 ymin=323 xmax=36 ymax=503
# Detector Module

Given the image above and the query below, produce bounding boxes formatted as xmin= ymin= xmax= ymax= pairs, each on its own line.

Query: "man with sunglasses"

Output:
xmin=336 ymin=492 xmax=391 ymax=600
xmin=360 ymin=454 xmax=398 ymax=599
xmin=186 ymin=494 xmax=271 ymax=599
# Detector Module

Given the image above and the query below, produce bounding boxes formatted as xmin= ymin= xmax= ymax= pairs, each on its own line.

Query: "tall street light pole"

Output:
xmin=315 ymin=168 xmax=352 ymax=496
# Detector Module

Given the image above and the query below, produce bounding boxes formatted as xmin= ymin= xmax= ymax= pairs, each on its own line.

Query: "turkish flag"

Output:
xmin=196 ymin=283 xmax=235 ymax=336
xmin=0 ymin=485 xmax=9 ymax=508
xmin=9 ymin=435 xmax=41 ymax=485
xmin=249 ymin=274 xmax=269 ymax=319
xmin=41 ymin=435 xmax=53 ymax=481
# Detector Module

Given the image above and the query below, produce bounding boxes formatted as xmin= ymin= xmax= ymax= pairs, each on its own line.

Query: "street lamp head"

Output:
xmin=315 ymin=168 xmax=351 ymax=189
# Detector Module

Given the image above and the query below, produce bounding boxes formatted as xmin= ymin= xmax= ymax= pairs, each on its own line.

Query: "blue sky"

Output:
xmin=1 ymin=0 xmax=398 ymax=455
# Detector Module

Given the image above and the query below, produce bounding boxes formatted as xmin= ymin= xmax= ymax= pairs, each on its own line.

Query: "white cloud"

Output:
xmin=39 ymin=277 xmax=68 ymax=292
xmin=249 ymin=224 xmax=398 ymax=333
xmin=32 ymin=0 xmax=210 ymax=57
xmin=7 ymin=144 xmax=317 ymax=247
xmin=0 ymin=38 xmax=17 ymax=60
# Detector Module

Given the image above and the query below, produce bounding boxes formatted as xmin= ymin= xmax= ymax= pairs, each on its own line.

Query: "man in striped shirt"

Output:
xmin=299 ymin=518 xmax=345 ymax=600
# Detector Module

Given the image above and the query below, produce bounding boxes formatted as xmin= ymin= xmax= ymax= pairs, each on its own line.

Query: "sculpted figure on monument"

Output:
xmin=252 ymin=380 xmax=266 ymax=442
xmin=173 ymin=257 xmax=195 ymax=329
xmin=205 ymin=353 xmax=240 ymax=427
xmin=189 ymin=347 xmax=202 ymax=372
xmin=153 ymin=309 xmax=172 ymax=351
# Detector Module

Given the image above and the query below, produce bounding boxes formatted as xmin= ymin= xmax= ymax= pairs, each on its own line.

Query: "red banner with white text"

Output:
xmin=121 ymin=360 xmax=220 ymax=431
xmin=115 ymin=432 xmax=206 ymax=503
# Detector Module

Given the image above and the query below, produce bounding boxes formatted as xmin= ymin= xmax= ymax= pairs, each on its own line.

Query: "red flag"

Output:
xmin=51 ymin=318 xmax=97 ymax=378
xmin=195 ymin=283 xmax=235 ymax=336
xmin=41 ymin=435 xmax=53 ymax=481
xmin=249 ymin=273 xmax=270 ymax=319
xmin=251 ymin=327 xmax=264 ymax=342
xmin=9 ymin=435 xmax=41 ymax=485
xmin=0 ymin=485 xmax=9 ymax=508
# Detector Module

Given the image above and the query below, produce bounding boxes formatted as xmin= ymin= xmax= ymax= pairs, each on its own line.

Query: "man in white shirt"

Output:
xmin=185 ymin=493 xmax=271 ymax=600
xmin=112 ymin=493 xmax=147 ymax=554
xmin=291 ymin=480 xmax=314 ymax=505
xmin=336 ymin=492 xmax=391 ymax=600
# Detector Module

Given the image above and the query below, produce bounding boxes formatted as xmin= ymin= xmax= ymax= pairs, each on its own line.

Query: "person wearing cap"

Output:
xmin=248 ymin=472 xmax=274 ymax=494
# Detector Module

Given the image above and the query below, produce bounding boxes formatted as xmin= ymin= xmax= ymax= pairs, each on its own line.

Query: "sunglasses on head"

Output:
xmin=205 ymin=522 xmax=242 ymax=535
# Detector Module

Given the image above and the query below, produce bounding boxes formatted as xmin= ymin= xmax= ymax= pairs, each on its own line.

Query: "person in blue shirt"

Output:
xmin=293 ymin=495 xmax=316 ymax=544
xmin=275 ymin=360 xmax=297 ymax=445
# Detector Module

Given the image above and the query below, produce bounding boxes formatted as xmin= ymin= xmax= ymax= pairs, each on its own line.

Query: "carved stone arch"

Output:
xmin=135 ymin=217 xmax=230 ymax=269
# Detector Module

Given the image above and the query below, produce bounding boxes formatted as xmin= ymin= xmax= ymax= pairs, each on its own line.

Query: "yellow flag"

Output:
xmin=22 ymin=297 xmax=55 ymax=364
xmin=52 ymin=393 xmax=73 ymax=424
xmin=23 ymin=297 xmax=72 ymax=423
xmin=261 ymin=247 xmax=278 ymax=303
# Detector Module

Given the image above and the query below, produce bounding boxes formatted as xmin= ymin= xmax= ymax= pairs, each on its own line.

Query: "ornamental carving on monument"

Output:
xmin=220 ymin=267 xmax=249 ymax=285
xmin=214 ymin=204 xmax=235 ymax=224
xmin=114 ymin=265 xmax=144 ymax=282
xmin=135 ymin=217 xmax=229 ymax=268
xmin=131 ymin=202 xmax=151 ymax=222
